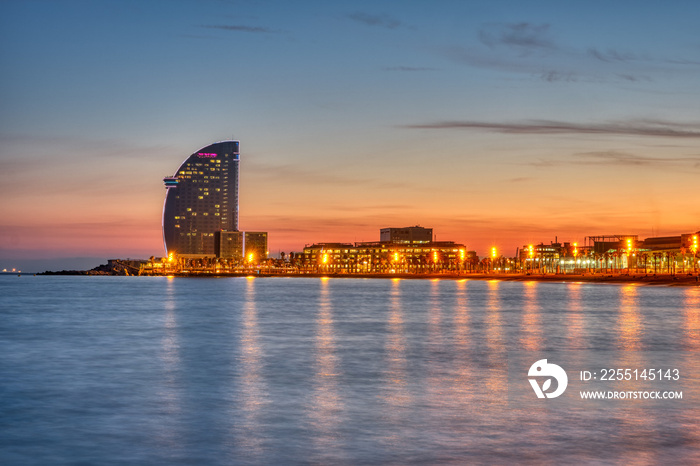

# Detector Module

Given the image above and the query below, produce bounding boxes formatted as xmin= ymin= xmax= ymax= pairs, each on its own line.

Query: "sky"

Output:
xmin=1 ymin=0 xmax=700 ymax=272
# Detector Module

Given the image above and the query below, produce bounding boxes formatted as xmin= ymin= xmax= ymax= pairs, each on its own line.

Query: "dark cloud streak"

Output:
xmin=383 ymin=66 xmax=435 ymax=72
xmin=347 ymin=12 xmax=401 ymax=29
xmin=479 ymin=23 xmax=555 ymax=51
xmin=575 ymin=151 xmax=700 ymax=167
xmin=403 ymin=119 xmax=700 ymax=138
xmin=201 ymin=24 xmax=277 ymax=33
xmin=587 ymin=48 xmax=638 ymax=63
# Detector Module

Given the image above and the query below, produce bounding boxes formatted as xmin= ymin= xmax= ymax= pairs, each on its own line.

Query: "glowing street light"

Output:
xmin=691 ymin=235 xmax=698 ymax=273
xmin=626 ymin=238 xmax=634 ymax=273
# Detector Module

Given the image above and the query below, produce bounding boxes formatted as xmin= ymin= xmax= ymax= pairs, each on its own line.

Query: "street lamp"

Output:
xmin=626 ymin=238 xmax=633 ymax=273
xmin=491 ymin=247 xmax=497 ymax=273
xmin=691 ymin=235 xmax=698 ymax=273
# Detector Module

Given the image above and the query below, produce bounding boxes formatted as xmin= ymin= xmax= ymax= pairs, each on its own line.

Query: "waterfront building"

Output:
xmin=242 ymin=232 xmax=268 ymax=263
xmin=163 ymin=140 xmax=240 ymax=257
xmin=380 ymin=226 xmax=433 ymax=243
xmin=299 ymin=240 xmax=472 ymax=273
xmin=214 ymin=231 xmax=268 ymax=262
xmin=215 ymin=231 xmax=244 ymax=259
xmin=162 ymin=140 xmax=269 ymax=260
xmin=295 ymin=227 xmax=474 ymax=273
xmin=517 ymin=231 xmax=700 ymax=274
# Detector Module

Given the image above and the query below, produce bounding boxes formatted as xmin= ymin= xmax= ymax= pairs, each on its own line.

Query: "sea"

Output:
xmin=1 ymin=275 xmax=699 ymax=465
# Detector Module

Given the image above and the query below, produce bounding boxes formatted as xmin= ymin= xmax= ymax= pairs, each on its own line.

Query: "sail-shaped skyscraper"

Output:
xmin=162 ymin=140 xmax=240 ymax=257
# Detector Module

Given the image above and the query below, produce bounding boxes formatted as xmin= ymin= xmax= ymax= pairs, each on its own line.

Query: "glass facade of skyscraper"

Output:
xmin=162 ymin=140 xmax=239 ymax=256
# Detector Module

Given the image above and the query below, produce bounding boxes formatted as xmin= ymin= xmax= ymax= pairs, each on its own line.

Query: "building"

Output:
xmin=214 ymin=231 xmax=269 ymax=262
xmin=215 ymin=230 xmax=244 ymax=260
xmin=380 ymin=226 xmax=432 ymax=243
xmin=295 ymin=227 xmax=475 ymax=273
xmin=162 ymin=140 xmax=239 ymax=257
xmin=242 ymin=232 xmax=268 ymax=263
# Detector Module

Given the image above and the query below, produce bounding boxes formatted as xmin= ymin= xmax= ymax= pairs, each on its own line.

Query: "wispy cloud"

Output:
xmin=403 ymin=119 xmax=700 ymax=138
xmin=617 ymin=73 xmax=652 ymax=82
xmin=444 ymin=22 xmax=700 ymax=85
xmin=383 ymin=66 xmax=435 ymax=72
xmin=479 ymin=23 xmax=555 ymax=52
xmin=587 ymin=48 xmax=639 ymax=63
xmin=347 ymin=12 xmax=401 ymax=29
xmin=507 ymin=177 xmax=534 ymax=183
xmin=574 ymin=150 xmax=700 ymax=167
xmin=528 ymin=150 xmax=700 ymax=171
xmin=201 ymin=24 xmax=277 ymax=33
xmin=540 ymin=70 xmax=577 ymax=82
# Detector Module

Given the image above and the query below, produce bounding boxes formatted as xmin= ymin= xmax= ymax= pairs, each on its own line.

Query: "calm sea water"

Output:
xmin=1 ymin=275 xmax=699 ymax=465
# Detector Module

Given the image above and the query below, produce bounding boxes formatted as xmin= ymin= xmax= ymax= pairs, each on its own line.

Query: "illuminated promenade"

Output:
xmin=139 ymin=261 xmax=700 ymax=286
xmin=140 ymin=230 xmax=700 ymax=285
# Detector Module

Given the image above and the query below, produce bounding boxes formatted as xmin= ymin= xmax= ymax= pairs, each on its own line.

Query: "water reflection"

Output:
xmin=381 ymin=279 xmax=411 ymax=448
xmin=566 ymin=283 xmax=585 ymax=350
xmin=427 ymin=279 xmax=444 ymax=355
xmin=682 ymin=287 xmax=700 ymax=459
xmin=384 ymin=278 xmax=410 ymax=408
xmin=236 ymin=277 xmax=267 ymax=456
xmin=451 ymin=280 xmax=474 ymax=407
xmin=486 ymin=280 xmax=505 ymax=354
xmin=156 ymin=276 xmax=181 ymax=448
xmin=614 ymin=285 xmax=653 ymax=462
xmin=618 ymin=285 xmax=642 ymax=350
xmin=310 ymin=278 xmax=344 ymax=459
xmin=683 ymin=287 xmax=700 ymax=350
xmin=485 ymin=280 xmax=507 ymax=402
xmin=520 ymin=281 xmax=542 ymax=351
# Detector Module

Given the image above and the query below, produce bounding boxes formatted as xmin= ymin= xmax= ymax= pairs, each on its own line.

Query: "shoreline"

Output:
xmin=111 ymin=271 xmax=700 ymax=286
xmin=35 ymin=268 xmax=700 ymax=286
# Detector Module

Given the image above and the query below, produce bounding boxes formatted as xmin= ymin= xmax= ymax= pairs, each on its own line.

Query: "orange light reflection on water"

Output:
xmin=310 ymin=278 xmax=343 ymax=456
xmin=614 ymin=284 xmax=654 ymax=464
xmin=381 ymin=278 xmax=411 ymax=447
xmin=520 ymin=281 xmax=542 ymax=352
xmin=618 ymin=284 xmax=642 ymax=351
xmin=682 ymin=287 xmax=700 ymax=456
xmin=156 ymin=276 xmax=182 ymax=449
xmin=566 ymin=283 xmax=585 ymax=350
xmin=451 ymin=280 xmax=474 ymax=408
xmin=237 ymin=276 xmax=266 ymax=455
xmin=484 ymin=280 xmax=507 ymax=403
xmin=683 ymin=287 xmax=700 ymax=350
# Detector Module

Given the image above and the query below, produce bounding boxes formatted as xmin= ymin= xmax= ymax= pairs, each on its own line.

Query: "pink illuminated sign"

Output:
xmin=197 ymin=153 xmax=217 ymax=158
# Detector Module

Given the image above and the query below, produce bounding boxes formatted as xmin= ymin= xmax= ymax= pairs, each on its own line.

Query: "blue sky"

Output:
xmin=2 ymin=0 xmax=699 ymax=271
